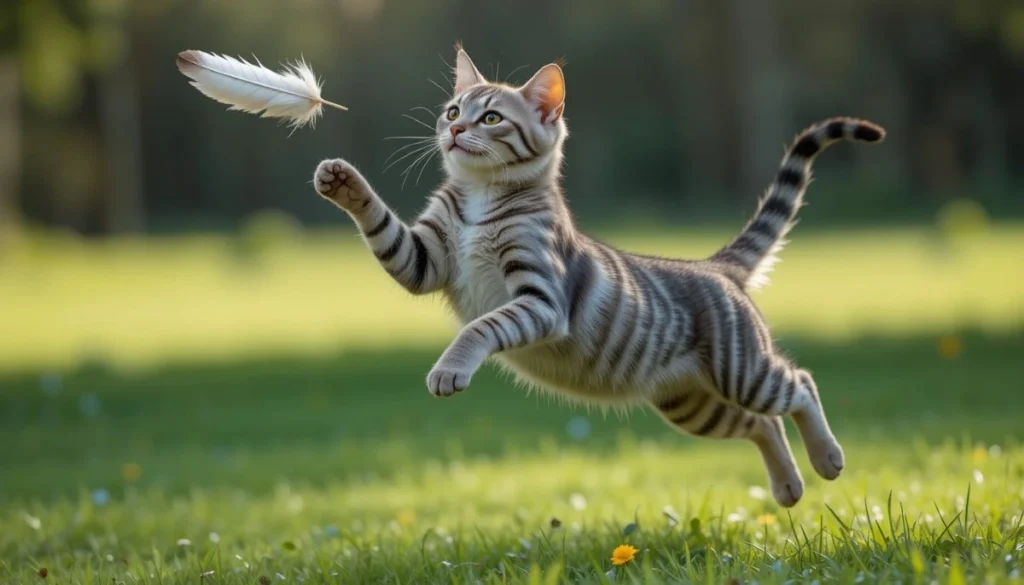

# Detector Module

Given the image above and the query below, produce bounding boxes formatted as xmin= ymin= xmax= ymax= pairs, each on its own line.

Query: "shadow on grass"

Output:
xmin=0 ymin=329 xmax=1021 ymax=501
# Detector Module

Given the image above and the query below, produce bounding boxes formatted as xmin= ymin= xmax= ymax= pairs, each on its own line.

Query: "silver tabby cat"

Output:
xmin=313 ymin=48 xmax=885 ymax=507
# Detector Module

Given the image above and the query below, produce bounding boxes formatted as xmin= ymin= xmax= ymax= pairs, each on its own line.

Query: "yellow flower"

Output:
xmin=121 ymin=463 xmax=142 ymax=482
xmin=610 ymin=544 xmax=637 ymax=566
xmin=397 ymin=508 xmax=416 ymax=526
xmin=937 ymin=335 xmax=963 ymax=359
xmin=755 ymin=513 xmax=777 ymax=526
xmin=972 ymin=446 xmax=988 ymax=466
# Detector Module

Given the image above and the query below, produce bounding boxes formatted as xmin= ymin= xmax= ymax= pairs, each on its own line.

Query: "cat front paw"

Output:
xmin=314 ymin=158 xmax=372 ymax=212
xmin=426 ymin=363 xmax=474 ymax=397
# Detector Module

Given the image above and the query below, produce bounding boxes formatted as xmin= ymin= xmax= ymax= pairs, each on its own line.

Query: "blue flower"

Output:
xmin=79 ymin=393 xmax=101 ymax=417
xmin=566 ymin=416 xmax=591 ymax=441
xmin=91 ymin=488 xmax=111 ymax=506
xmin=40 ymin=372 xmax=63 ymax=396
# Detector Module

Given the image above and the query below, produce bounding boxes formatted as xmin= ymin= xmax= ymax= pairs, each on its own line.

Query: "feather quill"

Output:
xmin=176 ymin=50 xmax=346 ymax=130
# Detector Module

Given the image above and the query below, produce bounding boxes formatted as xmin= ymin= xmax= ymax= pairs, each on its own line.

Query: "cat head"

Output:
xmin=436 ymin=48 xmax=567 ymax=184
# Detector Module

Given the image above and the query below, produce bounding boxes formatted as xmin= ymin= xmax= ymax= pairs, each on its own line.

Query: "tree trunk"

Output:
xmin=729 ymin=0 xmax=788 ymax=200
xmin=0 ymin=55 xmax=20 ymax=252
xmin=97 ymin=52 xmax=145 ymax=234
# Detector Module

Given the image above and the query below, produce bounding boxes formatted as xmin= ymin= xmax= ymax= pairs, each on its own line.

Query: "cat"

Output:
xmin=312 ymin=47 xmax=885 ymax=507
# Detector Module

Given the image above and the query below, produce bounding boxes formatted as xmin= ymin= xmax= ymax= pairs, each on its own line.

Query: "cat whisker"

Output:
xmin=383 ymin=135 xmax=432 ymax=141
xmin=414 ymin=148 xmax=439 ymax=186
xmin=427 ymin=77 xmax=450 ymax=96
xmin=401 ymin=114 xmax=436 ymax=132
xmin=477 ymin=148 xmax=503 ymax=184
xmin=384 ymin=145 xmax=435 ymax=174
xmin=408 ymin=138 xmax=439 ymax=174
xmin=400 ymin=144 xmax=439 ymax=189
xmin=474 ymin=140 xmax=510 ymax=182
xmin=437 ymin=53 xmax=455 ymax=74
xmin=409 ymin=106 xmax=438 ymax=118
xmin=438 ymin=71 xmax=455 ymax=90
xmin=400 ymin=154 xmax=433 ymax=189
xmin=382 ymin=140 xmax=435 ymax=171
xmin=468 ymin=140 xmax=510 ymax=186
xmin=483 ymin=150 xmax=507 ymax=185
xmin=503 ymin=64 xmax=530 ymax=84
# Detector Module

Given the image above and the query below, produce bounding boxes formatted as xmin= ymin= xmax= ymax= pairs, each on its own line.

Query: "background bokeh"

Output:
xmin=0 ymin=3 xmax=1023 ymax=579
xmin=3 ymin=0 xmax=1024 ymax=235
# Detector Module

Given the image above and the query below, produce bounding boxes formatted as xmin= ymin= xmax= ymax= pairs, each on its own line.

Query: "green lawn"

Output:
xmin=1 ymin=221 xmax=1020 ymax=372
xmin=0 ymin=224 xmax=1022 ymax=583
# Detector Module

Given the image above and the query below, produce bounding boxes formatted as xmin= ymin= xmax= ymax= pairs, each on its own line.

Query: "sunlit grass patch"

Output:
xmin=1 ymin=441 xmax=1021 ymax=584
xmin=0 ymin=223 xmax=1021 ymax=372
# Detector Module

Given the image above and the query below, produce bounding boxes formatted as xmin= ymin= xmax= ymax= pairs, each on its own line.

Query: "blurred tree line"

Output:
xmin=1 ymin=0 xmax=1022 ymax=238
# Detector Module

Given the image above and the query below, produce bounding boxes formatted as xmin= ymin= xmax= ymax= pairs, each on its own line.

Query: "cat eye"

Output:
xmin=482 ymin=112 xmax=503 ymax=125
xmin=446 ymin=106 xmax=460 ymax=121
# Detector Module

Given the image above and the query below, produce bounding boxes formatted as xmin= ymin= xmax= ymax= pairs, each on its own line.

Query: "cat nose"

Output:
xmin=450 ymin=125 xmax=466 ymax=137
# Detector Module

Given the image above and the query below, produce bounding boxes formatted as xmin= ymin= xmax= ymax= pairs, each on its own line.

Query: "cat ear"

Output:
xmin=453 ymin=49 xmax=485 ymax=94
xmin=520 ymin=64 xmax=565 ymax=124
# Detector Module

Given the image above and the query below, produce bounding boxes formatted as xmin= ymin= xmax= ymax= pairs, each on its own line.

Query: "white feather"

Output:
xmin=176 ymin=50 xmax=346 ymax=130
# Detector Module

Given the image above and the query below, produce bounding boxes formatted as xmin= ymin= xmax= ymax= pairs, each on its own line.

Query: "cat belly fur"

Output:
xmin=445 ymin=227 xmax=640 ymax=404
xmin=443 ymin=196 xmax=663 ymax=404
xmin=433 ymin=210 xmax=704 ymax=408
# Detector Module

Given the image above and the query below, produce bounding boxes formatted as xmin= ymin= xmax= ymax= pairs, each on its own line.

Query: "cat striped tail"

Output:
xmin=713 ymin=117 xmax=885 ymax=291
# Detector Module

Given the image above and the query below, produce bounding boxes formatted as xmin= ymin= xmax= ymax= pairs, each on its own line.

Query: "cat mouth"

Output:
xmin=447 ymin=140 xmax=483 ymax=155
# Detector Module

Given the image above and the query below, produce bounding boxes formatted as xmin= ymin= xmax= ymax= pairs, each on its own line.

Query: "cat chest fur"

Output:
xmin=448 ymin=196 xmax=514 ymax=324
xmin=442 ymin=195 xmax=605 ymax=399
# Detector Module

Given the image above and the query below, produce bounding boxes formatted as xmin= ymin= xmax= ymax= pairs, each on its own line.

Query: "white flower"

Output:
xmin=23 ymin=513 xmax=41 ymax=530
xmin=748 ymin=486 xmax=768 ymax=501
xmin=569 ymin=493 xmax=587 ymax=511
xmin=662 ymin=505 xmax=680 ymax=526
xmin=177 ymin=538 xmax=192 ymax=547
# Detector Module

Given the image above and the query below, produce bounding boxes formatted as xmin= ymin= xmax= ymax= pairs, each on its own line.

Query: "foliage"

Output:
xmin=6 ymin=0 xmax=1024 ymax=233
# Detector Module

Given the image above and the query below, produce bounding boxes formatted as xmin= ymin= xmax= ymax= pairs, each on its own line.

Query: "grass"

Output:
xmin=0 ymin=224 xmax=1022 ymax=583
xmin=0 ymin=220 xmax=1021 ymax=371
